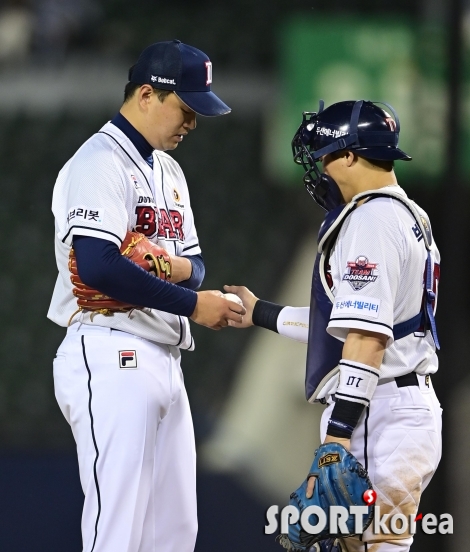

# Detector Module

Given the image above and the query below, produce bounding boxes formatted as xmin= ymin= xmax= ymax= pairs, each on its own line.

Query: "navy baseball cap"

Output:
xmin=128 ymin=40 xmax=231 ymax=117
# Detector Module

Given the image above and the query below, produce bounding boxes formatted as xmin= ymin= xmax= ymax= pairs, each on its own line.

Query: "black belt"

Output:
xmin=395 ymin=372 xmax=419 ymax=387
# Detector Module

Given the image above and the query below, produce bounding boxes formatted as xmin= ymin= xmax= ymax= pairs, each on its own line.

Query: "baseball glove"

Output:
xmin=277 ymin=443 xmax=374 ymax=552
xmin=68 ymin=231 xmax=172 ymax=321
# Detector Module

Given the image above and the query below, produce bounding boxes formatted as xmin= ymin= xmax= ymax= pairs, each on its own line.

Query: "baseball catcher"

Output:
xmin=226 ymin=100 xmax=442 ymax=552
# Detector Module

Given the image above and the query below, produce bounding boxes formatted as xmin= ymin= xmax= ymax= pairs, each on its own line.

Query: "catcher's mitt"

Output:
xmin=278 ymin=443 xmax=374 ymax=552
xmin=68 ymin=231 xmax=172 ymax=321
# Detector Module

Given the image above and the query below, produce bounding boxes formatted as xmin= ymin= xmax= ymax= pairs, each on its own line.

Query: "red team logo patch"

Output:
xmin=119 ymin=350 xmax=137 ymax=369
xmin=343 ymin=256 xmax=378 ymax=291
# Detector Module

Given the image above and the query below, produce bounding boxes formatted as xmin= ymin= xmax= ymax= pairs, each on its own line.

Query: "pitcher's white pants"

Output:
xmin=321 ymin=375 xmax=442 ymax=552
xmin=53 ymin=324 xmax=197 ymax=552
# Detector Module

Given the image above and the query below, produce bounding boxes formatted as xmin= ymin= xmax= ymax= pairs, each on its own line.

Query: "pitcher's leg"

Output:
xmin=138 ymin=361 xmax=197 ymax=552
xmin=55 ymin=332 xmax=173 ymax=552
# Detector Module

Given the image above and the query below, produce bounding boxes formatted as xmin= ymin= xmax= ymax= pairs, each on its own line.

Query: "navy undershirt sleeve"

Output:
xmin=179 ymin=254 xmax=205 ymax=290
xmin=73 ymin=235 xmax=197 ymax=317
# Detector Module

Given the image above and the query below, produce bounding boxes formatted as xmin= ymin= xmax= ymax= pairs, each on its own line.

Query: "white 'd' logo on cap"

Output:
xmin=205 ymin=61 xmax=212 ymax=85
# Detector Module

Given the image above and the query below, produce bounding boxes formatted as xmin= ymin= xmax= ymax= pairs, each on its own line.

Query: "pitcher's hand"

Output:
xmin=190 ymin=290 xmax=246 ymax=330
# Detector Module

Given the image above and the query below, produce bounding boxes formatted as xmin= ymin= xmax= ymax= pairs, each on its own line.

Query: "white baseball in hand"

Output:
xmin=224 ymin=292 xmax=244 ymax=307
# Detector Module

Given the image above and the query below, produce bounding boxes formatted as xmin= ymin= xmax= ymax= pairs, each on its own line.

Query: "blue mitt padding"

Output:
xmin=277 ymin=443 xmax=374 ymax=551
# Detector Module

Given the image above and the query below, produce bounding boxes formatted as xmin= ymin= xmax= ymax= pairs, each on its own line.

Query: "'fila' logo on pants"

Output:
xmin=119 ymin=350 xmax=137 ymax=369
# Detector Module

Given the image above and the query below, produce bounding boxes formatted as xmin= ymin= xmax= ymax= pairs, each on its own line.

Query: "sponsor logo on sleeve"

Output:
xmin=332 ymin=295 xmax=381 ymax=319
xmin=283 ymin=321 xmax=309 ymax=328
xmin=67 ymin=206 xmax=104 ymax=225
xmin=343 ymin=256 xmax=378 ymax=291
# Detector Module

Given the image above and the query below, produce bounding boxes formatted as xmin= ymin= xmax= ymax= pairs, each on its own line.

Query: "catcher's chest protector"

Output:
xmin=305 ymin=189 xmax=438 ymax=403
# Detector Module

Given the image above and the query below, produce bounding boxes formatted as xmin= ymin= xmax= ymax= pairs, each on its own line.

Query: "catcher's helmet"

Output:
xmin=292 ymin=100 xmax=411 ymax=211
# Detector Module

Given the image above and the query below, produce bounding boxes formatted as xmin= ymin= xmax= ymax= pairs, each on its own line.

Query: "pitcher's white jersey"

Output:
xmin=47 ymin=122 xmax=200 ymax=349
xmin=276 ymin=186 xmax=440 ymax=382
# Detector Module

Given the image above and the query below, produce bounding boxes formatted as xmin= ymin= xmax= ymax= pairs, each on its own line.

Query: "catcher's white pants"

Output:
xmin=321 ymin=374 xmax=442 ymax=552
xmin=54 ymin=324 xmax=197 ymax=552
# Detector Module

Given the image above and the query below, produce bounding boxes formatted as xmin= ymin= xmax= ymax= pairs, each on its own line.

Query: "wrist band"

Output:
xmin=252 ymin=299 xmax=283 ymax=332
xmin=327 ymin=418 xmax=356 ymax=438
xmin=327 ymin=399 xmax=365 ymax=439
xmin=326 ymin=359 xmax=380 ymax=439
xmin=335 ymin=359 xmax=380 ymax=407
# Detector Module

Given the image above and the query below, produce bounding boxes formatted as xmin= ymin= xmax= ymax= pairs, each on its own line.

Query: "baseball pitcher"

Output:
xmin=48 ymin=40 xmax=245 ymax=552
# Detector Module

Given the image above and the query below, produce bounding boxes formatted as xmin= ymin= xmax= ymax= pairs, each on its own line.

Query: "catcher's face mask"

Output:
xmin=292 ymin=99 xmax=411 ymax=212
xmin=292 ymin=107 xmax=344 ymax=212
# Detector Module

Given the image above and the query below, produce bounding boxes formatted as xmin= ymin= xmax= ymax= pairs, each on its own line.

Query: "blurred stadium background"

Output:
xmin=0 ymin=0 xmax=468 ymax=550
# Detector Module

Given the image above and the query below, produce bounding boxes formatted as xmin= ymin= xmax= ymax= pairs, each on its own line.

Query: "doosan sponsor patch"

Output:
xmin=343 ymin=256 xmax=378 ymax=291
xmin=119 ymin=350 xmax=137 ymax=369
xmin=332 ymin=295 xmax=381 ymax=319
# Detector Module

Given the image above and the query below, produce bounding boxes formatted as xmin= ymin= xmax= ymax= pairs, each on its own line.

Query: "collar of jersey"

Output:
xmin=111 ymin=112 xmax=154 ymax=167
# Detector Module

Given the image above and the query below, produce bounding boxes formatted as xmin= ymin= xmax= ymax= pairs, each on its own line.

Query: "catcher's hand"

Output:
xmin=68 ymin=231 xmax=172 ymax=318
xmin=278 ymin=443 xmax=374 ymax=551
xmin=223 ymin=284 xmax=258 ymax=328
